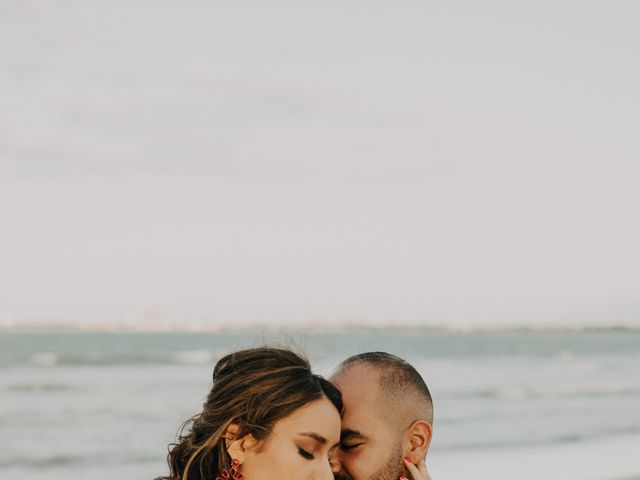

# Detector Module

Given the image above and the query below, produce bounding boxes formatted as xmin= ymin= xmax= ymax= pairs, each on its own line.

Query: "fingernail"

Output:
xmin=399 ymin=476 xmax=408 ymax=480
xmin=404 ymin=456 xmax=412 ymax=463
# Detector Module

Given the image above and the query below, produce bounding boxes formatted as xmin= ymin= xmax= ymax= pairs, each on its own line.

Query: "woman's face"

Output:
xmin=241 ymin=397 xmax=341 ymax=480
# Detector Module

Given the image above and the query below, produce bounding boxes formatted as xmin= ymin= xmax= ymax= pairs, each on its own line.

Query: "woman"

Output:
xmin=156 ymin=347 xmax=342 ymax=480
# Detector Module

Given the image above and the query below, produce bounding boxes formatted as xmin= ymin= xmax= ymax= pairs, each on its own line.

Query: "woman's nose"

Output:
xmin=316 ymin=459 xmax=337 ymax=480
xmin=329 ymin=450 xmax=343 ymax=474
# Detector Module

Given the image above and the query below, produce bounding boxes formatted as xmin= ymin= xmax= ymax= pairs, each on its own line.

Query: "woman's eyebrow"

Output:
xmin=298 ymin=432 xmax=327 ymax=444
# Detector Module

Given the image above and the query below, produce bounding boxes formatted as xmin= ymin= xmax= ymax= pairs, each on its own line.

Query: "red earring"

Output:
xmin=216 ymin=458 xmax=243 ymax=480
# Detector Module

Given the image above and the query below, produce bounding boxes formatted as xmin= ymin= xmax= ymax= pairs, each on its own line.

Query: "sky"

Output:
xmin=1 ymin=1 xmax=639 ymax=329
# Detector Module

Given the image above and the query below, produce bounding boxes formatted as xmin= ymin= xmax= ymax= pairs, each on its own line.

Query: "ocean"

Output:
xmin=1 ymin=330 xmax=639 ymax=480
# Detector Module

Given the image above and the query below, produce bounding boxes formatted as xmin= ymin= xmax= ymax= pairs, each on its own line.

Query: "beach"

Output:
xmin=433 ymin=433 xmax=640 ymax=480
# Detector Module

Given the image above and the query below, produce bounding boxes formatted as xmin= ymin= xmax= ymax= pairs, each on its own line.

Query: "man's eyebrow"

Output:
xmin=340 ymin=428 xmax=366 ymax=440
xmin=298 ymin=432 xmax=327 ymax=444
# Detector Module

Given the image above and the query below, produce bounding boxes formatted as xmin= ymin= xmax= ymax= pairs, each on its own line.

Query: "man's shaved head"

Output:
xmin=330 ymin=352 xmax=434 ymax=480
xmin=334 ymin=352 xmax=433 ymax=427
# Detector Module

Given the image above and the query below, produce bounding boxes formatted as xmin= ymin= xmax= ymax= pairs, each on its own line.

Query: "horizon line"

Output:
xmin=2 ymin=322 xmax=639 ymax=334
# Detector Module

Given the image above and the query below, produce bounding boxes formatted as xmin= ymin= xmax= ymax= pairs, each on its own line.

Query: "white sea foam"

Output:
xmin=27 ymin=352 xmax=58 ymax=366
xmin=492 ymin=379 xmax=640 ymax=400
xmin=557 ymin=349 xmax=576 ymax=360
xmin=172 ymin=350 xmax=214 ymax=365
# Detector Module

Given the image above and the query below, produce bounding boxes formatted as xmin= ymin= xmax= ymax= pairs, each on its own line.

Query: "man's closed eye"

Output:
xmin=340 ymin=443 xmax=363 ymax=451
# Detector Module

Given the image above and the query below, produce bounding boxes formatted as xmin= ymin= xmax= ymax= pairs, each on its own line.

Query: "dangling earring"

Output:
xmin=216 ymin=458 xmax=243 ymax=480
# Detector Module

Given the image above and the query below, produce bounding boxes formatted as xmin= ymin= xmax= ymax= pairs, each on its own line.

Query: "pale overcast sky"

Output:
xmin=1 ymin=1 xmax=639 ymax=328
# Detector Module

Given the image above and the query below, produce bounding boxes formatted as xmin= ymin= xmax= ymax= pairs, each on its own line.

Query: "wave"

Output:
xmin=437 ymin=426 xmax=640 ymax=451
xmin=440 ymin=379 xmax=640 ymax=401
xmin=172 ymin=349 xmax=215 ymax=364
xmin=27 ymin=351 xmax=59 ymax=366
xmin=6 ymin=383 xmax=74 ymax=392
xmin=0 ymin=454 xmax=80 ymax=468
xmin=497 ymin=381 xmax=640 ymax=399
xmin=0 ymin=452 xmax=161 ymax=468
xmin=1 ymin=349 xmax=225 ymax=368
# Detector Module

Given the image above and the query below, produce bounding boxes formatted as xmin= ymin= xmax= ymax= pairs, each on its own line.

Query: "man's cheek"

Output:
xmin=346 ymin=450 xmax=378 ymax=480
xmin=343 ymin=448 xmax=369 ymax=468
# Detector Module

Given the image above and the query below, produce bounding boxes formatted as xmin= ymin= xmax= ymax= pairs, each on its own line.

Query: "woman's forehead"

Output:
xmin=273 ymin=398 xmax=341 ymax=438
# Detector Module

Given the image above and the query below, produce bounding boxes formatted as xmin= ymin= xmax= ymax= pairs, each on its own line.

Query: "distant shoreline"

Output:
xmin=2 ymin=323 xmax=639 ymax=334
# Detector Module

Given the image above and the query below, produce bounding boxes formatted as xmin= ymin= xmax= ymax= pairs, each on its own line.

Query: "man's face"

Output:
xmin=330 ymin=365 xmax=405 ymax=480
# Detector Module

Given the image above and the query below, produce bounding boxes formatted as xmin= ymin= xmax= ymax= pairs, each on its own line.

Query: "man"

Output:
xmin=330 ymin=352 xmax=433 ymax=480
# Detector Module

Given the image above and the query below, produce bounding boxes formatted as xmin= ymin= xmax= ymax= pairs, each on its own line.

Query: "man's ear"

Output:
xmin=404 ymin=420 xmax=433 ymax=462
xmin=224 ymin=424 xmax=258 ymax=463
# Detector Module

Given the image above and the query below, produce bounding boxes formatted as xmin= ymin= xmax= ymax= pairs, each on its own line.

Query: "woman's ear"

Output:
xmin=405 ymin=420 xmax=433 ymax=462
xmin=225 ymin=424 xmax=258 ymax=464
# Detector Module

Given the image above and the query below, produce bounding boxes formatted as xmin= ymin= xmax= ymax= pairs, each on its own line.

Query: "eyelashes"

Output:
xmin=340 ymin=443 xmax=362 ymax=451
xmin=298 ymin=447 xmax=314 ymax=460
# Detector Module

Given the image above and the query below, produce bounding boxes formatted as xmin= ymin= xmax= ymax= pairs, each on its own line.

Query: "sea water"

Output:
xmin=1 ymin=330 xmax=639 ymax=480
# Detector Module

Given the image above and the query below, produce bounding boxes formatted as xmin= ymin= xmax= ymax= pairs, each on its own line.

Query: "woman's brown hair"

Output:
xmin=156 ymin=347 xmax=343 ymax=480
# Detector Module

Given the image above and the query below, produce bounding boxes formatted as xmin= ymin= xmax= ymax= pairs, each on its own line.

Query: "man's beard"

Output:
xmin=368 ymin=441 xmax=404 ymax=480
xmin=334 ymin=441 xmax=404 ymax=480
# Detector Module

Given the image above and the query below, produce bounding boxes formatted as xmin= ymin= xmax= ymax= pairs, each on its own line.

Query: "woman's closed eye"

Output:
xmin=298 ymin=447 xmax=315 ymax=460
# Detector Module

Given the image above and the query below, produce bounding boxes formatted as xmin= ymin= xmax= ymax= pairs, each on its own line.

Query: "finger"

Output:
xmin=403 ymin=457 xmax=423 ymax=480
xmin=418 ymin=460 xmax=432 ymax=480
xmin=417 ymin=459 xmax=427 ymax=477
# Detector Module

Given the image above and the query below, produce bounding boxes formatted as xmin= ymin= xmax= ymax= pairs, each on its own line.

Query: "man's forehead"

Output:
xmin=332 ymin=364 xmax=382 ymax=394
xmin=331 ymin=364 xmax=385 ymax=424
